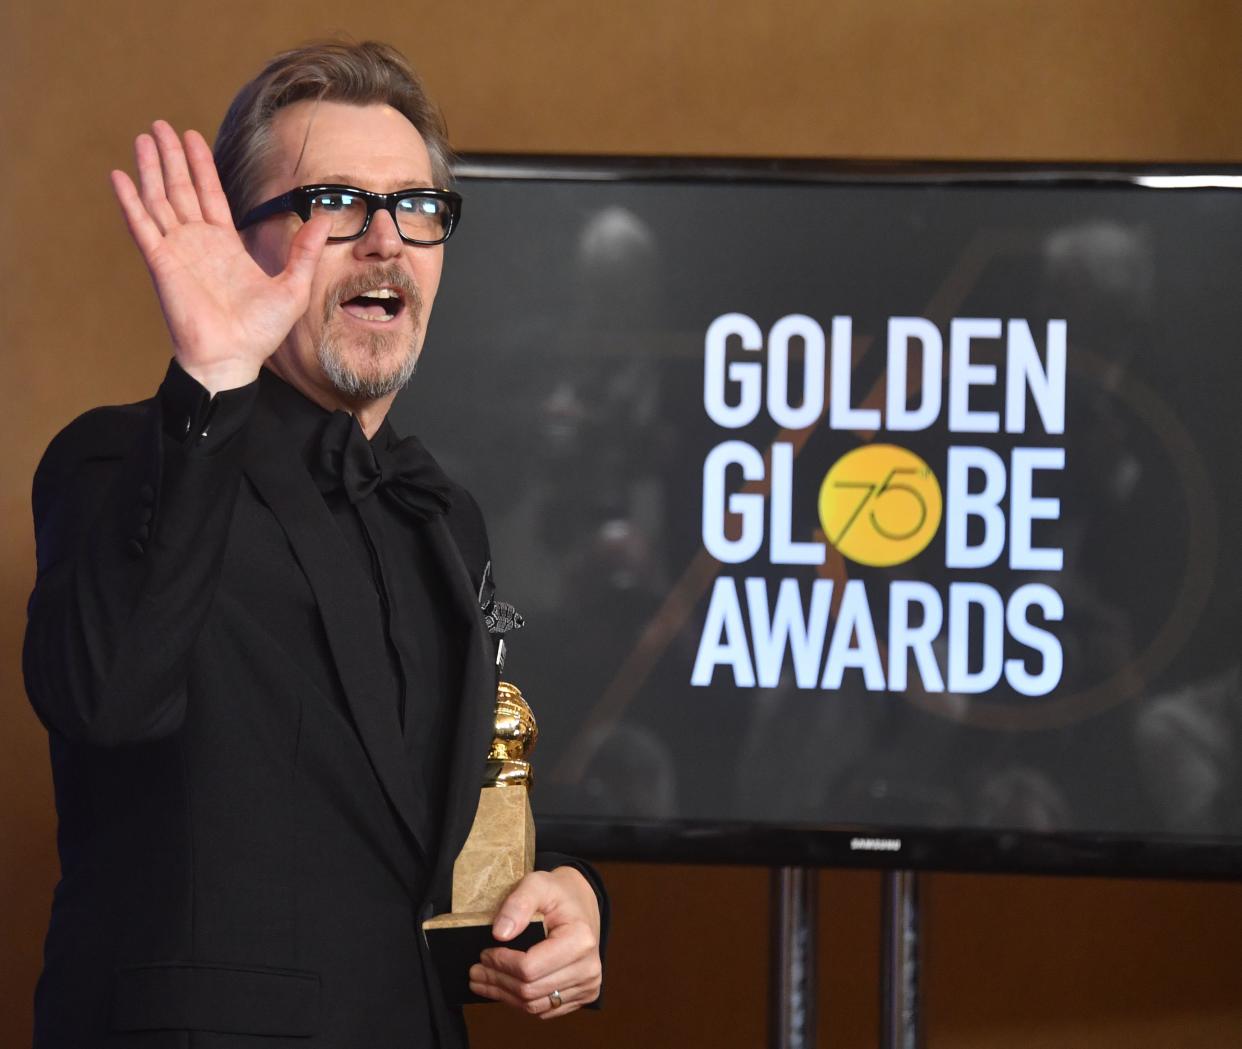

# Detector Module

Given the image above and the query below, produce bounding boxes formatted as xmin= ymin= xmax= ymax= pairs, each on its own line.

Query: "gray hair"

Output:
xmin=214 ymin=40 xmax=453 ymax=224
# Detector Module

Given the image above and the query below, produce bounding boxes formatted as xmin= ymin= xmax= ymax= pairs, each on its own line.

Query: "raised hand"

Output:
xmin=111 ymin=120 xmax=332 ymax=394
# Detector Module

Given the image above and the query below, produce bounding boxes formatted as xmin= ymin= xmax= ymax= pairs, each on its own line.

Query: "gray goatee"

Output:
xmin=317 ymin=265 xmax=425 ymax=400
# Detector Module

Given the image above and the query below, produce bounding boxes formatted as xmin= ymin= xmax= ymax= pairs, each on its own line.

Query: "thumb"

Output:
xmin=278 ymin=213 xmax=333 ymax=293
xmin=492 ymin=873 xmax=548 ymax=942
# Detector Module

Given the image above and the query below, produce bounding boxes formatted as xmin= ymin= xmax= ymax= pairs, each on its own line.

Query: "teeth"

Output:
xmin=359 ymin=288 xmax=399 ymax=300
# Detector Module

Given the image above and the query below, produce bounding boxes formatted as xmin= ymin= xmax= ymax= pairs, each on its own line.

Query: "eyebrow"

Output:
xmin=312 ymin=175 xmax=435 ymax=190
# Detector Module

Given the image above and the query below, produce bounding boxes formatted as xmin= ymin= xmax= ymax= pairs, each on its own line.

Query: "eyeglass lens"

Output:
xmin=308 ymin=191 xmax=451 ymax=243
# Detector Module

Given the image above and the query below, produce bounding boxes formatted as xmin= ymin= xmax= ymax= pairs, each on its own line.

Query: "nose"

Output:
xmin=354 ymin=205 xmax=403 ymax=260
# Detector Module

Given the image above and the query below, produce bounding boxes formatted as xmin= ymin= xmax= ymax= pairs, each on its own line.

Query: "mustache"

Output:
xmin=323 ymin=266 xmax=424 ymax=323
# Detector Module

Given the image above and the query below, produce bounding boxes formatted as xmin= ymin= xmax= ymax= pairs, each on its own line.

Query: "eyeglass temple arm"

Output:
xmin=237 ymin=190 xmax=307 ymax=231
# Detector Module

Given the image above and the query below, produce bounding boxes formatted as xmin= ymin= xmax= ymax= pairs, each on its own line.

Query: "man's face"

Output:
xmin=244 ymin=100 xmax=445 ymax=405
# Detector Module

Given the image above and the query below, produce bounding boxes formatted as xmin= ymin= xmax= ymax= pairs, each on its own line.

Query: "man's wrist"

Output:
xmin=179 ymin=358 xmax=262 ymax=397
xmin=160 ymin=358 xmax=260 ymax=451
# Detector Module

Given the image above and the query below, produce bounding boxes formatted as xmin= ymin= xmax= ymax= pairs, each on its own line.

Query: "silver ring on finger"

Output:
xmin=549 ymin=989 xmax=563 ymax=1009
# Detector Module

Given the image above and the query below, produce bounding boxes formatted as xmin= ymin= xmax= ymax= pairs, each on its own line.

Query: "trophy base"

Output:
xmin=423 ymin=913 xmax=547 ymax=1005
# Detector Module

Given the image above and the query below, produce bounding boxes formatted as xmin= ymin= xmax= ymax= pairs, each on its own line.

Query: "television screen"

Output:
xmin=394 ymin=159 xmax=1242 ymax=877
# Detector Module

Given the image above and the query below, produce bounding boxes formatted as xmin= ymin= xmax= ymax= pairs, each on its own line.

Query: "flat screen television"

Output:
xmin=393 ymin=157 xmax=1242 ymax=879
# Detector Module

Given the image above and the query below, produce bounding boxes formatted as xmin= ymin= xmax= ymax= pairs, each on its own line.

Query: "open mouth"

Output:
xmin=339 ymin=287 xmax=406 ymax=324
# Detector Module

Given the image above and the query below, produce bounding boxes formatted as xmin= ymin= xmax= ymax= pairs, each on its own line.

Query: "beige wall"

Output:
xmin=4 ymin=2 xmax=1242 ymax=1046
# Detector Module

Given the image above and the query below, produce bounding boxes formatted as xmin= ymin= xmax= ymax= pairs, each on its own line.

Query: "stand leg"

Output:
xmin=769 ymin=866 xmax=818 ymax=1049
xmin=880 ymin=870 xmax=923 ymax=1049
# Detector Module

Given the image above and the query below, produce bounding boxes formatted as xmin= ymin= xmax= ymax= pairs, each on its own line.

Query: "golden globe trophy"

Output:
xmin=423 ymin=680 xmax=546 ymax=1004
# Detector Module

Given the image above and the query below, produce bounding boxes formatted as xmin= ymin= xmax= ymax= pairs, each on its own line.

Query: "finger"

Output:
xmin=476 ymin=986 xmax=588 ymax=1019
xmin=471 ymin=953 xmax=576 ymax=998
xmin=476 ymin=916 xmax=599 ymax=1002
xmin=275 ymin=213 xmax=333 ymax=295
xmin=151 ymin=120 xmax=203 ymax=224
xmin=110 ymin=169 xmax=164 ymax=259
xmin=468 ymin=970 xmax=593 ymax=1017
xmin=184 ymin=129 xmax=233 ymax=227
xmin=470 ymin=951 xmax=598 ymax=1005
xmin=480 ymin=928 xmax=586 ymax=984
xmin=134 ymin=132 xmax=178 ymax=234
xmin=539 ymin=982 xmax=597 ymax=1019
xmin=492 ymin=871 xmax=555 ymax=941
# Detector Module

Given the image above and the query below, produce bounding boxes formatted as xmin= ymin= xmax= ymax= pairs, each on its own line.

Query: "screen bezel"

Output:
xmin=450 ymin=153 xmax=1242 ymax=880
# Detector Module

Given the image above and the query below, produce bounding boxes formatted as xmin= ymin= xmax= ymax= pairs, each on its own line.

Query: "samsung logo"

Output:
xmin=850 ymin=836 xmax=902 ymax=852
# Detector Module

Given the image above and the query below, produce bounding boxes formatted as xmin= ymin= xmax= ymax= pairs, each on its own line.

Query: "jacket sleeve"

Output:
xmin=22 ymin=361 xmax=260 ymax=746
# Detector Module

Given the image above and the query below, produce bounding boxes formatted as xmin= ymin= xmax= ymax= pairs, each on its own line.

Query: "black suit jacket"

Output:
xmin=23 ymin=368 xmax=601 ymax=1048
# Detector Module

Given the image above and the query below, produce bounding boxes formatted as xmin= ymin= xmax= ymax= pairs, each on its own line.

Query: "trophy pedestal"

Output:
xmin=441 ymin=783 xmax=536 ymax=918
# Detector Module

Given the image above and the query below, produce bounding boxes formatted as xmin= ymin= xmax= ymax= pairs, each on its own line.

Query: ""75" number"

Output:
xmin=831 ymin=467 xmax=928 ymax=545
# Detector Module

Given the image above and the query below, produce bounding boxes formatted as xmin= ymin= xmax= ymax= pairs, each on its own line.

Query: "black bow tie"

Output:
xmin=312 ymin=411 xmax=453 ymax=521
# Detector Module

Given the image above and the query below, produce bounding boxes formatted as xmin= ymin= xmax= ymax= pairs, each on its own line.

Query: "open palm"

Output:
xmin=111 ymin=121 xmax=331 ymax=393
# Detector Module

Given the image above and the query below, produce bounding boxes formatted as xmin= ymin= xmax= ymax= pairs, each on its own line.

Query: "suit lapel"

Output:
xmin=424 ymin=516 xmax=496 ymax=898
xmin=243 ymin=404 xmax=430 ymax=864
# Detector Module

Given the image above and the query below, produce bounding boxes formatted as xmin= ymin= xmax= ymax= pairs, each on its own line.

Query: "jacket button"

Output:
xmin=136 ymin=524 xmax=151 ymax=542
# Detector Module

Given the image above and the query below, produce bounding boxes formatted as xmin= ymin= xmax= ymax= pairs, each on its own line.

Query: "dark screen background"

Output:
xmin=394 ymin=173 xmax=1242 ymax=847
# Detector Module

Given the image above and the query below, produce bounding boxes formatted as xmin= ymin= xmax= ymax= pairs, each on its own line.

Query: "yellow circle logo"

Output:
xmin=818 ymin=444 xmax=942 ymax=566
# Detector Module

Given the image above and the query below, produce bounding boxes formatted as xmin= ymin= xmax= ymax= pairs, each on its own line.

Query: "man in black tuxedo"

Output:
xmin=23 ymin=41 xmax=604 ymax=1049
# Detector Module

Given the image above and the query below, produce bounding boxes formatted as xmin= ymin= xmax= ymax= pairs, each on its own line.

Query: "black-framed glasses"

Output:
xmin=238 ymin=184 xmax=462 ymax=245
